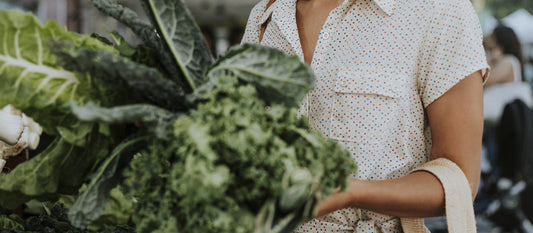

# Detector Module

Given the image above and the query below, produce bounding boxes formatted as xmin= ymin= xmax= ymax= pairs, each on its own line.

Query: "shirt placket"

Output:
xmin=309 ymin=5 xmax=346 ymax=138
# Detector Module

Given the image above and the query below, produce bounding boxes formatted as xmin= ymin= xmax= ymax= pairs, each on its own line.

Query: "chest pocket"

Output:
xmin=329 ymin=69 xmax=406 ymax=144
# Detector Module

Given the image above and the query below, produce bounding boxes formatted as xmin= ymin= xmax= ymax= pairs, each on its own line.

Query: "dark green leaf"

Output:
xmin=207 ymin=44 xmax=315 ymax=107
xmin=90 ymin=0 xmax=189 ymax=91
xmin=90 ymin=33 xmax=113 ymax=46
xmin=50 ymin=41 xmax=189 ymax=111
xmin=71 ymin=102 xmax=180 ymax=139
xmin=89 ymin=0 xmax=157 ymax=49
xmin=142 ymin=0 xmax=214 ymax=90
xmin=23 ymin=203 xmax=88 ymax=233
xmin=69 ymin=134 xmax=149 ymax=228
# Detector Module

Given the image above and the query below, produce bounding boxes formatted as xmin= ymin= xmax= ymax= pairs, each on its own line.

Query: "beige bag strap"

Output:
xmin=401 ymin=158 xmax=477 ymax=233
xmin=259 ymin=0 xmax=276 ymax=42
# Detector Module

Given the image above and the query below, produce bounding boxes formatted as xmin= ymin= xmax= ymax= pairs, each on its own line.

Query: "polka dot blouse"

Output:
xmin=242 ymin=0 xmax=489 ymax=232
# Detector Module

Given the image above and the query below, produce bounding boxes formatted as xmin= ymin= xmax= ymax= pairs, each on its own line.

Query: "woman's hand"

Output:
xmin=315 ymin=187 xmax=347 ymax=217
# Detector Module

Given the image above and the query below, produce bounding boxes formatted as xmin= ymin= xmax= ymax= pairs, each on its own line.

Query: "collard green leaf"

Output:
xmin=0 ymin=10 xmax=116 ymax=135
xmin=50 ymin=41 xmax=189 ymax=111
xmin=143 ymin=0 xmax=214 ymax=90
xmin=69 ymin=134 xmax=149 ymax=229
xmin=90 ymin=0 xmax=189 ymax=90
xmin=207 ymin=44 xmax=315 ymax=108
xmin=71 ymin=102 xmax=180 ymax=140
xmin=89 ymin=0 xmax=157 ymax=48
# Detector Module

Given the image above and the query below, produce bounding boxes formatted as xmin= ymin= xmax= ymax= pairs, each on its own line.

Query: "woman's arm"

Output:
xmin=315 ymin=71 xmax=484 ymax=218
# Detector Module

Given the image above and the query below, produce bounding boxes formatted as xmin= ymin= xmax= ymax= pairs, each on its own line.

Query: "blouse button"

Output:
xmin=323 ymin=32 xmax=331 ymax=40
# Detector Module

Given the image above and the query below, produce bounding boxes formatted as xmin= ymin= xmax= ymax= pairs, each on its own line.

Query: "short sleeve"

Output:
xmin=417 ymin=0 xmax=490 ymax=108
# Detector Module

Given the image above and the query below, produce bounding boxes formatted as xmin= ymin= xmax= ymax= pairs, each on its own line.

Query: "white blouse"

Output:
xmin=242 ymin=0 xmax=489 ymax=231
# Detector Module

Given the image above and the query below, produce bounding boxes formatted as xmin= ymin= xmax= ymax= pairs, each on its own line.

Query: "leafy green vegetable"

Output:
xmin=0 ymin=128 xmax=111 ymax=209
xmin=0 ymin=10 xmax=134 ymax=210
xmin=0 ymin=10 xmax=116 ymax=134
xmin=68 ymin=134 xmax=148 ymax=229
xmin=206 ymin=44 xmax=315 ymax=108
xmin=0 ymin=203 xmax=136 ymax=233
xmin=0 ymin=214 xmax=24 ymax=230
xmin=71 ymin=102 xmax=180 ymax=140
xmin=0 ymin=1 xmax=357 ymax=233
xmin=142 ymin=0 xmax=214 ymax=91
xmin=50 ymin=41 xmax=189 ymax=111
xmin=90 ymin=0 xmax=188 ymax=90
xmin=124 ymin=76 xmax=356 ymax=233
xmin=90 ymin=33 xmax=113 ymax=46
xmin=109 ymin=31 xmax=136 ymax=57
xmin=89 ymin=0 xmax=158 ymax=50
xmin=85 ymin=187 xmax=136 ymax=232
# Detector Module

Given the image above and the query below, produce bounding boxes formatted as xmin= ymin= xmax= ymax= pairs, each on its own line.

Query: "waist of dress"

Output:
xmin=297 ymin=207 xmax=401 ymax=232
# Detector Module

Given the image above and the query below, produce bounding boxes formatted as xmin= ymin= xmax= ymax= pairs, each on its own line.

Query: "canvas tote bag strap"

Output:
xmin=402 ymin=158 xmax=477 ymax=233
xmin=259 ymin=0 xmax=276 ymax=42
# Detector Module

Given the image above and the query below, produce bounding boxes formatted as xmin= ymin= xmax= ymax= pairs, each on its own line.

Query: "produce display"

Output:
xmin=0 ymin=0 xmax=357 ymax=232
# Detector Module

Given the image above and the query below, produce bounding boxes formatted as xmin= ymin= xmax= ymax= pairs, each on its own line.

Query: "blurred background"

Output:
xmin=0 ymin=0 xmax=532 ymax=71
xmin=0 ymin=0 xmax=256 ymax=55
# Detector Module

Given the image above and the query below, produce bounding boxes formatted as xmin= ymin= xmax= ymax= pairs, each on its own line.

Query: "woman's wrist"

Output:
xmin=316 ymin=183 xmax=357 ymax=217
xmin=345 ymin=178 xmax=364 ymax=208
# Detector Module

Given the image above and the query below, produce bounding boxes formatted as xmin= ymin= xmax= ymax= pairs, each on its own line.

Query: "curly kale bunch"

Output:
xmin=124 ymin=76 xmax=356 ymax=233
xmin=0 ymin=203 xmax=135 ymax=233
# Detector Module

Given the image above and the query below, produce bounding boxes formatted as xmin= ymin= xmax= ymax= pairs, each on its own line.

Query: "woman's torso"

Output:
xmin=242 ymin=0 xmax=487 ymax=231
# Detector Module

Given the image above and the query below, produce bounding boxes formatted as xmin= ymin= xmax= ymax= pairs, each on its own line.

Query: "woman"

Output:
xmin=484 ymin=25 xmax=523 ymax=88
xmin=242 ymin=0 xmax=489 ymax=232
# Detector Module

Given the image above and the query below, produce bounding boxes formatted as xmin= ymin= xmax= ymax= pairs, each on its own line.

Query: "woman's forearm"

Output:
xmin=355 ymin=172 xmax=444 ymax=217
xmin=316 ymin=171 xmax=445 ymax=218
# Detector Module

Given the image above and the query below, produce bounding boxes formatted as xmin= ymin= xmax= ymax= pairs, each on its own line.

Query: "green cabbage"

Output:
xmin=0 ymin=10 xmax=116 ymax=135
xmin=0 ymin=10 xmax=123 ymax=209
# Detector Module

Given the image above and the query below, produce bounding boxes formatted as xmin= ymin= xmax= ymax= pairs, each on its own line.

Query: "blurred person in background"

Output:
xmin=484 ymin=25 xmax=524 ymax=87
xmin=480 ymin=25 xmax=523 ymax=179
xmin=481 ymin=24 xmax=532 ymax=126
xmin=481 ymin=25 xmax=524 ymax=179
xmin=477 ymin=24 xmax=533 ymax=223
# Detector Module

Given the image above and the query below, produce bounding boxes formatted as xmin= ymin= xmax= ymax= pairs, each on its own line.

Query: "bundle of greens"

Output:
xmin=0 ymin=0 xmax=357 ymax=232
xmin=122 ymin=76 xmax=355 ymax=233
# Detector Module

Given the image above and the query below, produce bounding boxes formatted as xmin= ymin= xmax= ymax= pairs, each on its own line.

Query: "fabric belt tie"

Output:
xmin=356 ymin=219 xmax=376 ymax=232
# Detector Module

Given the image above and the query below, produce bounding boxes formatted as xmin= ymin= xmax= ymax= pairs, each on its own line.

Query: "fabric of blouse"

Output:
xmin=242 ymin=0 xmax=489 ymax=232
